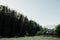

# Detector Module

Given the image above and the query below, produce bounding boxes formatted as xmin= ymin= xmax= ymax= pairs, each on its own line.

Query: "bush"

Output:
xmin=55 ymin=24 xmax=60 ymax=35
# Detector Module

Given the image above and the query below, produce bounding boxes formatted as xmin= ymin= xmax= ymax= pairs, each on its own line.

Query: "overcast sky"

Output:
xmin=0 ymin=0 xmax=60 ymax=29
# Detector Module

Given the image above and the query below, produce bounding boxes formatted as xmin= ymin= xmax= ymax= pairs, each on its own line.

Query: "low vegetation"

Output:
xmin=0 ymin=36 xmax=60 ymax=40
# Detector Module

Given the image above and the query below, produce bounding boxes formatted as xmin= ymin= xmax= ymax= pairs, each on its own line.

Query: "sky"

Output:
xmin=0 ymin=0 xmax=60 ymax=29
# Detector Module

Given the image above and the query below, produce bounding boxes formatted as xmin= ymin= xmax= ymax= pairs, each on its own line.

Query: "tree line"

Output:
xmin=0 ymin=5 xmax=42 ymax=37
xmin=0 ymin=5 xmax=60 ymax=38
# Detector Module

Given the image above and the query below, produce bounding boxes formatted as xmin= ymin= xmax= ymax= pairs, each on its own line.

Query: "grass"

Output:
xmin=0 ymin=36 xmax=60 ymax=40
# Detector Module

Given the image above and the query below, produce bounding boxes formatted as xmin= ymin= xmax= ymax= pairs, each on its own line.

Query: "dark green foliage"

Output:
xmin=43 ymin=28 xmax=48 ymax=34
xmin=0 ymin=5 xmax=43 ymax=37
xmin=36 ymin=25 xmax=44 ymax=35
xmin=55 ymin=24 xmax=60 ymax=35
xmin=26 ymin=20 xmax=40 ymax=36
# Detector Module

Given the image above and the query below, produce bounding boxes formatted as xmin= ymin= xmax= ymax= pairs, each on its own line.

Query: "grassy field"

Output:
xmin=0 ymin=36 xmax=60 ymax=40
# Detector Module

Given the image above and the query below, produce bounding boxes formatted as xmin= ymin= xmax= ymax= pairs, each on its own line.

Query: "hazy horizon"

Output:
xmin=0 ymin=0 xmax=60 ymax=29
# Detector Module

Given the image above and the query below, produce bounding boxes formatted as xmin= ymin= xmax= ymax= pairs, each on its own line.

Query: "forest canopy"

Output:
xmin=0 ymin=5 xmax=42 ymax=37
